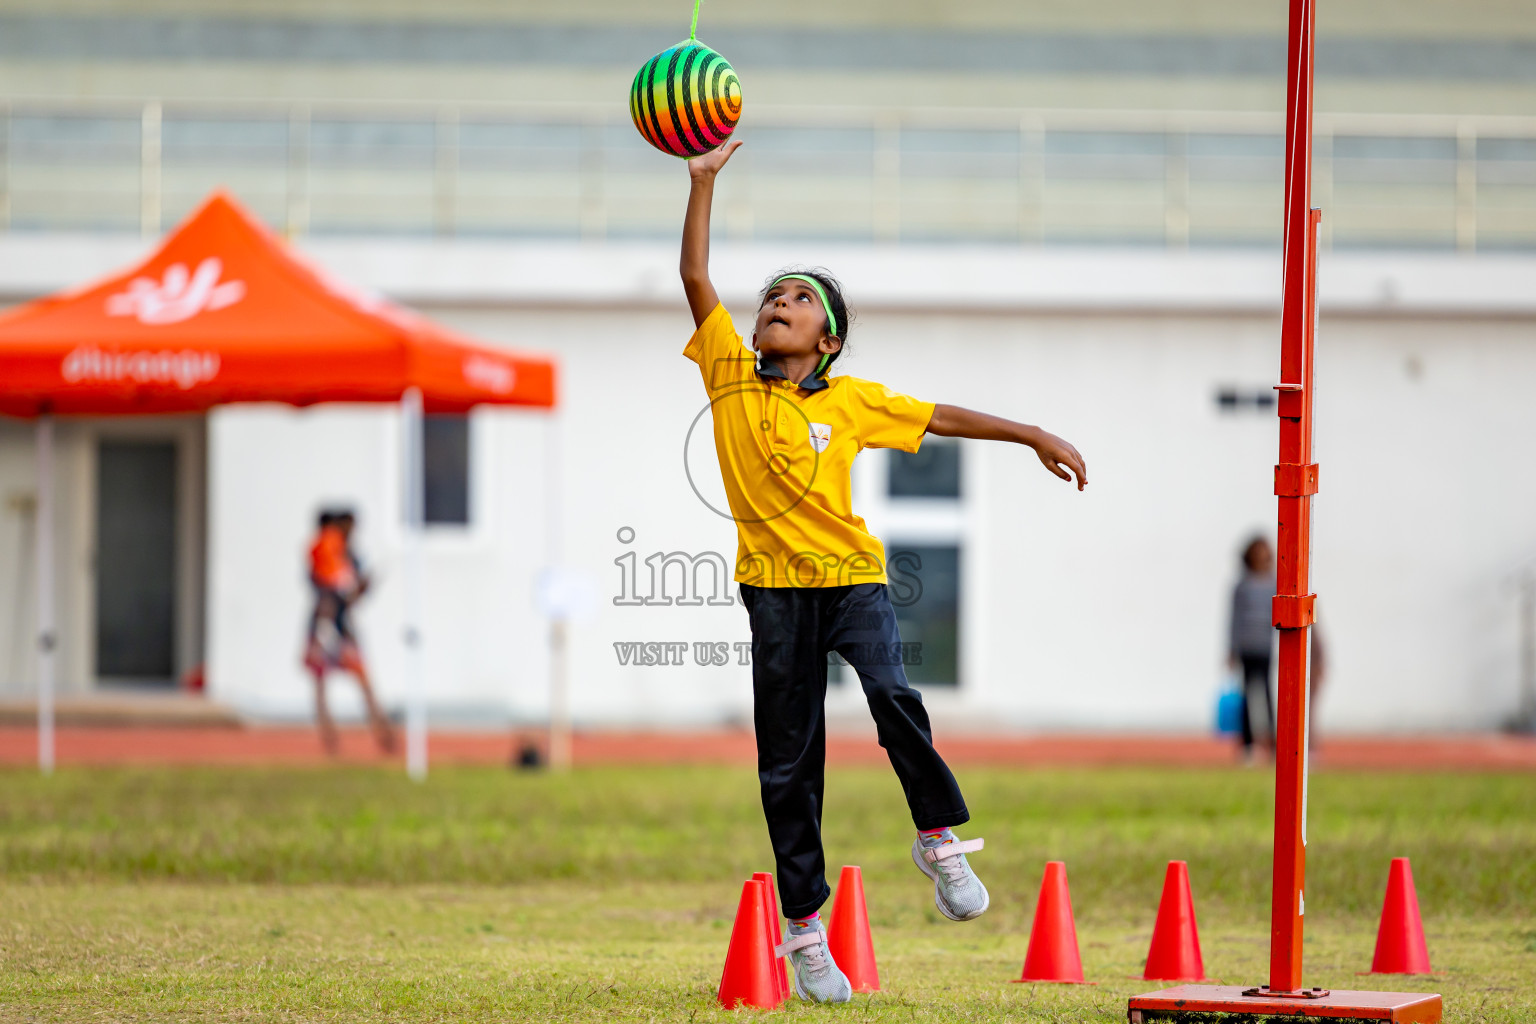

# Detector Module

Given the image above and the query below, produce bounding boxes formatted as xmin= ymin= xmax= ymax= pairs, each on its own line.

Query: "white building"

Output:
xmin=2 ymin=0 xmax=1533 ymax=734
xmin=2 ymin=233 xmax=1533 ymax=733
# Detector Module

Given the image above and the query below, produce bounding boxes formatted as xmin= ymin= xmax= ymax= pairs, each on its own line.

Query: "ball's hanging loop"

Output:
xmin=628 ymin=21 xmax=742 ymax=158
xmin=689 ymin=0 xmax=701 ymax=41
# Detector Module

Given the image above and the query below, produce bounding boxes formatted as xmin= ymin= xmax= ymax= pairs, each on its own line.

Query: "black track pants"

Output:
xmin=740 ymin=582 xmax=970 ymax=919
xmin=1239 ymin=653 xmax=1275 ymax=750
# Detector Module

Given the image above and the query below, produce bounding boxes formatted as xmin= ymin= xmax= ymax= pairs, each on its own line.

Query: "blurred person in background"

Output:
xmin=1228 ymin=536 xmax=1276 ymax=762
xmin=303 ymin=509 xmax=395 ymax=756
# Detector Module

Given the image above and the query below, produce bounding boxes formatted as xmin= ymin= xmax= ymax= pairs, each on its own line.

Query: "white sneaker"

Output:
xmin=775 ymin=920 xmax=852 ymax=1003
xmin=912 ymin=830 xmax=990 ymax=921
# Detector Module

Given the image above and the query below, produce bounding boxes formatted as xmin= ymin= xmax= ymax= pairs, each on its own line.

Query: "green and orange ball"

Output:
xmin=629 ymin=39 xmax=742 ymax=158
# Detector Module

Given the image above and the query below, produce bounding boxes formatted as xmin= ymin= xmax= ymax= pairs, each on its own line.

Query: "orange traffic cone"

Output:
xmin=827 ymin=865 xmax=880 ymax=993
xmin=1143 ymin=861 xmax=1206 ymax=981
xmin=752 ymin=871 xmax=791 ymax=1002
xmin=1016 ymin=861 xmax=1087 ymax=983
xmin=718 ymin=879 xmax=784 ymax=1009
xmin=1369 ymin=857 xmax=1432 ymax=974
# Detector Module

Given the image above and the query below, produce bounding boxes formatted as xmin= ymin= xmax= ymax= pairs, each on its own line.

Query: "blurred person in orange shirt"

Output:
xmin=303 ymin=509 xmax=396 ymax=755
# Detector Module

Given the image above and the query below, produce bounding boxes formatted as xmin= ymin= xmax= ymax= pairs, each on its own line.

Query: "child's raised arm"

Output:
xmin=927 ymin=404 xmax=1088 ymax=491
xmin=680 ymin=139 xmax=743 ymax=328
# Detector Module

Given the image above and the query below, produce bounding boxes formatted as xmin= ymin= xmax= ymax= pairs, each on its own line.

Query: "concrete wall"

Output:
xmin=2 ymin=236 xmax=1533 ymax=731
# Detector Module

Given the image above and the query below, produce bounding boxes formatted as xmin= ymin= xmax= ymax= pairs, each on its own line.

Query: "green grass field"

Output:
xmin=1 ymin=765 xmax=1532 ymax=1021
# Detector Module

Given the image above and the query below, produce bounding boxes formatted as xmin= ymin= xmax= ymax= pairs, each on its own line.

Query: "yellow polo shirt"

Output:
xmin=684 ymin=303 xmax=935 ymax=587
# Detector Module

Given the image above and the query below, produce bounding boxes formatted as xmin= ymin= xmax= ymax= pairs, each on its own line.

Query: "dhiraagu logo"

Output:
xmin=105 ymin=258 xmax=246 ymax=325
xmin=462 ymin=354 xmax=515 ymax=395
xmin=61 ymin=347 xmax=220 ymax=390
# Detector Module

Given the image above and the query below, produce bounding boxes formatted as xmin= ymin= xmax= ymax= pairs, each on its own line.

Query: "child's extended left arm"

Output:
xmin=927 ymin=404 xmax=1087 ymax=490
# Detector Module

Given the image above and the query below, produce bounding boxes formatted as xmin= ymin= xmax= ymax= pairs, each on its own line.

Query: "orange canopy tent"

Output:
xmin=0 ymin=191 xmax=556 ymax=416
xmin=0 ymin=192 xmax=559 ymax=777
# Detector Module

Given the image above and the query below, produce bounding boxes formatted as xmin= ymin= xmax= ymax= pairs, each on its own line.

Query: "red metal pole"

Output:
xmin=1128 ymin=8 xmax=1441 ymax=1019
xmin=1271 ymin=0 xmax=1320 ymax=995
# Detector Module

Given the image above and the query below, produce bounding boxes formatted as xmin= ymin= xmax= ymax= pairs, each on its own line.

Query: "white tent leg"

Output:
xmin=545 ymin=416 xmax=571 ymax=770
xmin=401 ymin=388 xmax=427 ymax=781
xmin=549 ymin=619 xmax=571 ymax=770
xmin=35 ymin=415 xmax=55 ymax=775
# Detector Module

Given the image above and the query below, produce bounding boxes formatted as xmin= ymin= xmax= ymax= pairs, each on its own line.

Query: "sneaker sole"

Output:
xmin=910 ymin=838 xmax=991 ymax=922
xmin=791 ymin=969 xmax=852 ymax=1003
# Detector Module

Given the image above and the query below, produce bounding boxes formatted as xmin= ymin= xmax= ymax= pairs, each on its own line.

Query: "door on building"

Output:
xmin=94 ymin=440 xmax=179 ymax=685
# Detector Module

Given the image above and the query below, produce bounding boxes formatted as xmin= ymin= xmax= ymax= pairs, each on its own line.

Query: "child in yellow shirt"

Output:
xmin=681 ymin=139 xmax=1087 ymax=1003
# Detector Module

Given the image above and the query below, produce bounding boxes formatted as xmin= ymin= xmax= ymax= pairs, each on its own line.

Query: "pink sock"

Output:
xmin=790 ymin=912 xmax=820 ymax=927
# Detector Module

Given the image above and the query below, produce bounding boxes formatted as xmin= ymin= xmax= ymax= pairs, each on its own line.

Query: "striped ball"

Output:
xmin=630 ymin=40 xmax=742 ymax=158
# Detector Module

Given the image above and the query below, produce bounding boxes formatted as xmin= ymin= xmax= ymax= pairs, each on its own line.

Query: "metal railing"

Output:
xmin=2 ymin=99 xmax=1534 ymax=250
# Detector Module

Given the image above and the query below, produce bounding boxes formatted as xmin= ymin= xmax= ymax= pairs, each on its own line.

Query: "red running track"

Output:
xmin=2 ymin=727 xmax=1535 ymax=770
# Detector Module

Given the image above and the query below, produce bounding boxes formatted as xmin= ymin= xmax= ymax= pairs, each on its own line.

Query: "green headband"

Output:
xmin=771 ymin=274 xmax=840 ymax=377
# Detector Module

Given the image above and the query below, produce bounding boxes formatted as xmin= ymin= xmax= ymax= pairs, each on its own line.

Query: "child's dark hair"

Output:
xmin=759 ymin=266 xmax=855 ymax=372
xmin=318 ymin=507 xmax=355 ymax=528
xmin=1242 ymin=535 xmax=1270 ymax=571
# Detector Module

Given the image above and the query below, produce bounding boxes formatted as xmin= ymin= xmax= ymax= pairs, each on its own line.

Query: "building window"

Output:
xmin=423 ymin=414 xmax=470 ymax=525
xmin=1215 ymin=386 xmax=1275 ymax=413
xmin=888 ymin=544 xmax=960 ymax=687
xmin=840 ymin=447 xmax=967 ymax=687
xmin=888 ymin=441 xmax=961 ymax=498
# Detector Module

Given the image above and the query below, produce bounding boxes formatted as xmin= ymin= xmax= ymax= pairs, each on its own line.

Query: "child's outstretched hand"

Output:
xmin=1030 ymin=429 xmax=1088 ymax=490
xmin=687 ymin=139 xmax=743 ymax=181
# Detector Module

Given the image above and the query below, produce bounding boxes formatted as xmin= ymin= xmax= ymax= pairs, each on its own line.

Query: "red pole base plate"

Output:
xmin=1128 ymin=985 xmax=1441 ymax=1023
